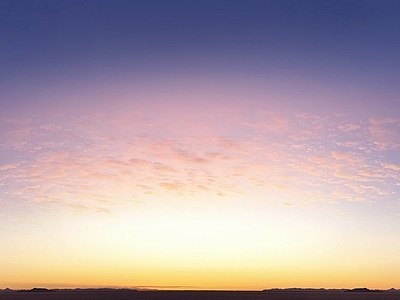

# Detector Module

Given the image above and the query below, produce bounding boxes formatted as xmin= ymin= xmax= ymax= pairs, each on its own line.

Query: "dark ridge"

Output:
xmin=263 ymin=288 xmax=345 ymax=292
xmin=345 ymin=288 xmax=382 ymax=293
xmin=72 ymin=288 xmax=138 ymax=292
xmin=18 ymin=288 xmax=55 ymax=293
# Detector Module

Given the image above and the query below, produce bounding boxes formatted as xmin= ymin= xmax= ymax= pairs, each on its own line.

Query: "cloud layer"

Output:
xmin=1 ymin=100 xmax=400 ymax=220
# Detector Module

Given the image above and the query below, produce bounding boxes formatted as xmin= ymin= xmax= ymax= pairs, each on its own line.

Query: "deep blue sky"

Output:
xmin=2 ymin=0 xmax=399 ymax=90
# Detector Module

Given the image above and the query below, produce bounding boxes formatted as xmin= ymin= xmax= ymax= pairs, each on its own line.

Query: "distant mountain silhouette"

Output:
xmin=345 ymin=288 xmax=381 ymax=293
xmin=18 ymin=288 xmax=55 ymax=293
xmin=263 ymin=287 xmax=399 ymax=293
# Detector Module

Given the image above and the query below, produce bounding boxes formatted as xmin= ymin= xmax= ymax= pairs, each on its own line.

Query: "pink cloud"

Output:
xmin=2 ymin=103 xmax=400 ymax=219
xmin=331 ymin=151 xmax=360 ymax=162
xmin=338 ymin=123 xmax=361 ymax=132
xmin=0 ymin=164 xmax=19 ymax=171
xmin=382 ymin=163 xmax=400 ymax=171
xmin=368 ymin=117 xmax=399 ymax=125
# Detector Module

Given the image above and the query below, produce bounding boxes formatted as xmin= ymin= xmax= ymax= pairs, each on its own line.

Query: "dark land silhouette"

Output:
xmin=1 ymin=288 xmax=400 ymax=300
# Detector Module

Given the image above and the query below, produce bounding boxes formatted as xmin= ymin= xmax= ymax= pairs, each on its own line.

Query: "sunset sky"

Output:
xmin=1 ymin=0 xmax=400 ymax=290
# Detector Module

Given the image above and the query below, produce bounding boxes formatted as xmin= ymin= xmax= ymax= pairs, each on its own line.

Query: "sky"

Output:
xmin=1 ymin=0 xmax=400 ymax=290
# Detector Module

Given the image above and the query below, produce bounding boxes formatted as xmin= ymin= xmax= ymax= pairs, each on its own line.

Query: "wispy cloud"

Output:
xmin=1 ymin=105 xmax=400 ymax=218
xmin=338 ymin=123 xmax=361 ymax=132
xmin=382 ymin=163 xmax=400 ymax=171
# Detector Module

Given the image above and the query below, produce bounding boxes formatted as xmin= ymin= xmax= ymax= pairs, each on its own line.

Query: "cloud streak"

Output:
xmin=1 ymin=101 xmax=400 ymax=220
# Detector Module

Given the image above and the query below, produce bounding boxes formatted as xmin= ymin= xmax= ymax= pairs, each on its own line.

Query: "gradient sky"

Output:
xmin=1 ymin=0 xmax=400 ymax=290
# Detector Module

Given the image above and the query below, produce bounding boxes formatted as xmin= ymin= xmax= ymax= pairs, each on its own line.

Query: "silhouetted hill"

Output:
xmin=345 ymin=288 xmax=382 ymax=293
xmin=2 ymin=289 xmax=400 ymax=300
xmin=18 ymin=288 xmax=55 ymax=293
